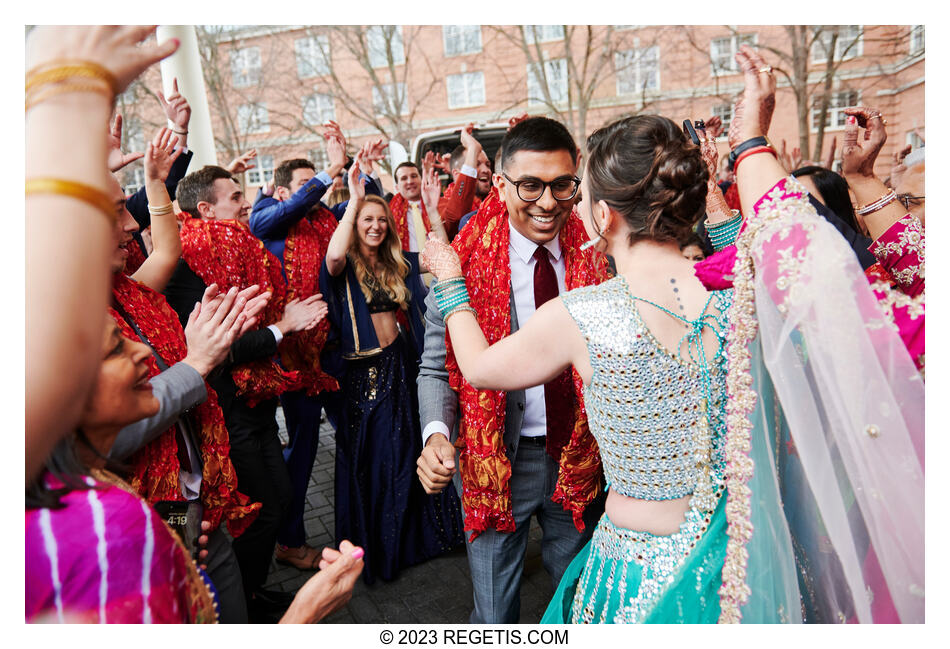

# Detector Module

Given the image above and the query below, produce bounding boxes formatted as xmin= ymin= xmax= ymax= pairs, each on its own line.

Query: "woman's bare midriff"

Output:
xmin=605 ymin=489 xmax=692 ymax=536
xmin=370 ymin=311 xmax=400 ymax=349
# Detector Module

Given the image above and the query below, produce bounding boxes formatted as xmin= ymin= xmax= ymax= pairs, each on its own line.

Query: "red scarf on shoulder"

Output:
xmin=389 ymin=193 xmax=430 ymax=251
xmin=446 ymin=190 xmax=607 ymax=539
xmin=178 ymin=217 xmax=302 ymax=405
xmin=110 ymin=273 xmax=260 ymax=537
xmin=280 ymin=207 xmax=339 ymax=395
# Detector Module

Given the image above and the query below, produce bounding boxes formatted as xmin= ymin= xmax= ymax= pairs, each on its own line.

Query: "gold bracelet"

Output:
xmin=147 ymin=202 xmax=174 ymax=216
xmin=26 ymin=178 xmax=117 ymax=224
xmin=25 ymin=78 xmax=113 ymax=111
xmin=26 ymin=60 xmax=118 ymax=95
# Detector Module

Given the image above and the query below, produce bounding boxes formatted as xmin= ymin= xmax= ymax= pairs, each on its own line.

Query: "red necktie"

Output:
xmin=533 ymin=246 xmax=575 ymax=461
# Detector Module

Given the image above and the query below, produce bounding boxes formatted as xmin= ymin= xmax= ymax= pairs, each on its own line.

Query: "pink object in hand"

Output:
xmin=351 ymin=548 xmax=364 ymax=560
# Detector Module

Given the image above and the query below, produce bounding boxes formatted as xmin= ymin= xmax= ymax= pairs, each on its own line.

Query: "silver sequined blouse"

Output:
xmin=562 ymin=276 xmax=731 ymax=501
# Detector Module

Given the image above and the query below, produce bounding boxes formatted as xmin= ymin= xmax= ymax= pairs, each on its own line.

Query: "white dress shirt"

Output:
xmin=422 ymin=220 xmax=566 ymax=445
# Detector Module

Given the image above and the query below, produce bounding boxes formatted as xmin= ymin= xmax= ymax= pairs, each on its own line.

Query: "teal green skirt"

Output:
xmin=542 ymin=493 xmax=728 ymax=624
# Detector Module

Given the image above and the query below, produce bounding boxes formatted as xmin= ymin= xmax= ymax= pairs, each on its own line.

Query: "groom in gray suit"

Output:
xmin=416 ymin=117 xmax=603 ymax=623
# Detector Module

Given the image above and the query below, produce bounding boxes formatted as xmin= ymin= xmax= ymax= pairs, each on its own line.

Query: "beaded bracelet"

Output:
xmin=26 ymin=178 xmax=117 ymax=224
xmin=856 ymin=189 xmax=898 ymax=216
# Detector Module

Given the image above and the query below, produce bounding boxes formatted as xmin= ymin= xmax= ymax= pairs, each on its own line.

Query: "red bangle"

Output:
xmin=733 ymin=146 xmax=777 ymax=172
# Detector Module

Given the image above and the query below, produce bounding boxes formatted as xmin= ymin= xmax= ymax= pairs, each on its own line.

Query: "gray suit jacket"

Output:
xmin=417 ymin=287 xmax=528 ymax=475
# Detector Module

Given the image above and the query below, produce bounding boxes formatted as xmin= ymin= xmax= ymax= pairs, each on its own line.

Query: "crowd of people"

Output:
xmin=26 ymin=26 xmax=923 ymax=625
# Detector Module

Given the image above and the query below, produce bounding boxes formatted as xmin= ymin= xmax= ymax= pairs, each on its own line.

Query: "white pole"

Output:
xmin=156 ymin=26 xmax=217 ymax=169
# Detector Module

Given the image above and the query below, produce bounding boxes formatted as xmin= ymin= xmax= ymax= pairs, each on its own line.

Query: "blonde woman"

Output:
xmin=320 ymin=157 xmax=464 ymax=584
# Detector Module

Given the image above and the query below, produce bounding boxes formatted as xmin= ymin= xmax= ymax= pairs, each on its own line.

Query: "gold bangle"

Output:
xmin=25 ymin=78 xmax=113 ymax=111
xmin=26 ymin=178 xmax=117 ymax=224
xmin=148 ymin=203 xmax=175 ymax=216
xmin=26 ymin=60 xmax=118 ymax=95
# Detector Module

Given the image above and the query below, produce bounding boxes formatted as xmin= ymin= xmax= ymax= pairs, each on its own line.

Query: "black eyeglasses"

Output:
xmin=502 ymin=173 xmax=581 ymax=202
xmin=897 ymin=193 xmax=925 ymax=209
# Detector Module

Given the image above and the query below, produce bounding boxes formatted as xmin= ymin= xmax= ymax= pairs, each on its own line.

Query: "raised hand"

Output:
xmin=840 ymin=106 xmax=887 ymax=179
xmin=25 ymin=26 xmax=180 ymax=95
xmin=729 ymin=45 xmax=777 ymax=150
xmin=363 ymin=137 xmax=388 ymax=165
xmin=889 ymin=144 xmax=913 ymax=188
xmin=226 ymin=149 xmax=258 ymax=175
xmin=704 ymin=115 xmax=724 ymax=139
xmin=697 ymin=124 xmax=720 ymax=187
xmin=325 ymin=133 xmax=346 ymax=171
xmin=144 ymin=127 xmax=182 ymax=183
xmin=346 ymin=157 xmax=366 ymax=202
xmin=281 ymin=541 xmax=364 ymax=623
xmin=421 ymin=235 xmax=462 ymax=280
xmin=507 ymin=112 xmax=529 ymax=131
xmin=182 ymin=284 xmax=250 ymax=377
xmin=157 ymin=77 xmax=191 ymax=133
xmin=434 ymin=153 xmax=452 ymax=175
xmin=107 ymin=113 xmax=145 ymax=172
xmin=421 ymin=165 xmax=443 ymax=212
xmin=422 ymin=150 xmax=438 ymax=176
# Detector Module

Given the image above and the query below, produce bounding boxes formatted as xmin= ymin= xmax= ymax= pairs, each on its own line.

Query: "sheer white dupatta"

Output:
xmin=721 ymin=179 xmax=924 ymax=623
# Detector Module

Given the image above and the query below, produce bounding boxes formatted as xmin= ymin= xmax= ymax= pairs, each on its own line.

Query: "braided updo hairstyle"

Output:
xmin=585 ymin=115 xmax=709 ymax=246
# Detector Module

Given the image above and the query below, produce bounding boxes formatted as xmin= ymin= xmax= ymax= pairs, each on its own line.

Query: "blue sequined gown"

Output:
xmin=542 ymin=276 xmax=736 ymax=623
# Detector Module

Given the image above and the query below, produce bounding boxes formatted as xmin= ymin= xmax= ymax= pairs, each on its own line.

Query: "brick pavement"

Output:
xmin=265 ymin=410 xmax=555 ymax=623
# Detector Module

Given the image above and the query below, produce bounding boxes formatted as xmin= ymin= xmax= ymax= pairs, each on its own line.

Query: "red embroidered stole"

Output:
xmin=389 ymin=193 xmax=431 ymax=251
xmin=110 ymin=273 xmax=261 ymax=537
xmin=178 ymin=217 xmax=302 ymax=405
xmin=280 ymin=206 xmax=339 ymax=395
xmin=445 ymin=192 xmax=607 ymax=539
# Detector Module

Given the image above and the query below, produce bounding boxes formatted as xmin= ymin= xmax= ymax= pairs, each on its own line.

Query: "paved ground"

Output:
xmin=264 ymin=410 xmax=555 ymax=623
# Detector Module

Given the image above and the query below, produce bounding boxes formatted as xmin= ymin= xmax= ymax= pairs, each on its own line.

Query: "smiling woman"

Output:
xmin=320 ymin=158 xmax=464 ymax=585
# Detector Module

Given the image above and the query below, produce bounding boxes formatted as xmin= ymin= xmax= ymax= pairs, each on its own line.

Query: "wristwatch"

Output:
xmin=728 ymin=136 xmax=772 ymax=166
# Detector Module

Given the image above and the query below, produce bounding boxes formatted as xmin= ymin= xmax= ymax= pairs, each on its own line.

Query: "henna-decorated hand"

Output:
xmin=144 ymin=127 xmax=182 ymax=183
xmin=729 ymin=45 xmax=776 ymax=150
xmin=421 ymin=235 xmax=462 ymax=280
xmin=704 ymin=115 xmax=724 ymax=139
xmin=697 ymin=125 xmax=719 ymax=188
xmin=840 ymin=106 xmax=887 ymax=179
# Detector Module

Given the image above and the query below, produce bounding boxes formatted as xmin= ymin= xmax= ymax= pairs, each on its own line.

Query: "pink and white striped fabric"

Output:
xmin=26 ymin=476 xmax=199 ymax=623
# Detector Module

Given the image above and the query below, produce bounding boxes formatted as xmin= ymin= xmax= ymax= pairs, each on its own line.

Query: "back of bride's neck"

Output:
xmin=614 ymin=238 xmax=685 ymax=271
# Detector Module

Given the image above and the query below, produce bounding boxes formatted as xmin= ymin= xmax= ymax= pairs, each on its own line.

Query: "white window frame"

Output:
xmin=123 ymin=167 xmax=146 ymax=195
xmin=230 ymin=46 xmax=262 ymax=88
xmin=527 ymin=59 xmax=568 ymax=106
xmin=906 ymin=130 xmax=924 ymax=150
xmin=910 ymin=25 xmax=924 ymax=56
xmin=367 ymin=26 xmax=404 ymax=68
xmin=711 ymin=104 xmax=733 ymax=139
xmin=245 ymin=153 xmax=274 ymax=185
xmin=309 ymin=147 xmax=329 ymax=170
xmin=237 ymin=102 xmax=270 ymax=135
xmin=295 ymin=35 xmax=330 ymax=78
xmin=302 ymin=92 xmax=336 ymax=125
xmin=373 ymin=83 xmax=408 ymax=116
xmin=811 ymin=26 xmax=863 ymax=63
xmin=710 ymin=33 xmax=757 ymax=76
xmin=811 ymin=90 xmax=860 ymax=132
xmin=615 ymin=45 xmax=659 ymax=95
xmin=443 ymin=25 xmax=481 ymax=57
xmin=523 ymin=25 xmax=564 ymax=44
xmin=447 ymin=71 xmax=486 ymax=109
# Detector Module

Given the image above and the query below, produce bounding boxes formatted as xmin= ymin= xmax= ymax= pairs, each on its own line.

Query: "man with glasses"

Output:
xmin=416 ymin=116 xmax=605 ymax=623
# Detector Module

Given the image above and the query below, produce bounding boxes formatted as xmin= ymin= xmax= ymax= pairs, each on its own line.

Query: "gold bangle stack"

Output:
xmin=25 ymin=60 xmax=118 ymax=112
xmin=26 ymin=178 xmax=118 ymax=224
xmin=148 ymin=202 xmax=175 ymax=216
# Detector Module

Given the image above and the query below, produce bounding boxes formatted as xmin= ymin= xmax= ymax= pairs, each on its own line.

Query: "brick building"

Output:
xmin=118 ymin=25 xmax=925 ymax=196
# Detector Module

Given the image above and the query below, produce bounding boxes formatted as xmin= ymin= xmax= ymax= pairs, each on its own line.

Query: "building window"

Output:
xmin=245 ymin=154 xmax=274 ymax=185
xmin=308 ymin=147 xmax=329 ymax=170
xmin=906 ymin=130 xmax=924 ymax=150
xmin=367 ymin=26 xmax=404 ymax=68
xmin=302 ymin=93 xmax=335 ymax=125
xmin=447 ymin=71 xmax=485 ymax=109
xmin=527 ymin=59 xmax=568 ymax=106
xmin=123 ymin=167 xmax=145 ymax=195
xmin=230 ymin=46 xmax=261 ymax=87
xmin=811 ymin=26 xmax=863 ymax=63
xmin=237 ymin=102 xmax=270 ymax=134
xmin=615 ymin=46 xmax=659 ymax=94
xmin=523 ymin=25 xmax=564 ymax=44
xmin=711 ymin=104 xmax=733 ymax=138
xmin=373 ymin=83 xmax=408 ymax=116
xmin=811 ymin=90 xmax=859 ymax=130
xmin=910 ymin=25 xmax=924 ymax=56
xmin=443 ymin=25 xmax=481 ymax=57
xmin=124 ymin=116 xmax=145 ymax=154
xmin=295 ymin=36 xmax=330 ymax=78
xmin=710 ymin=33 xmax=757 ymax=75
